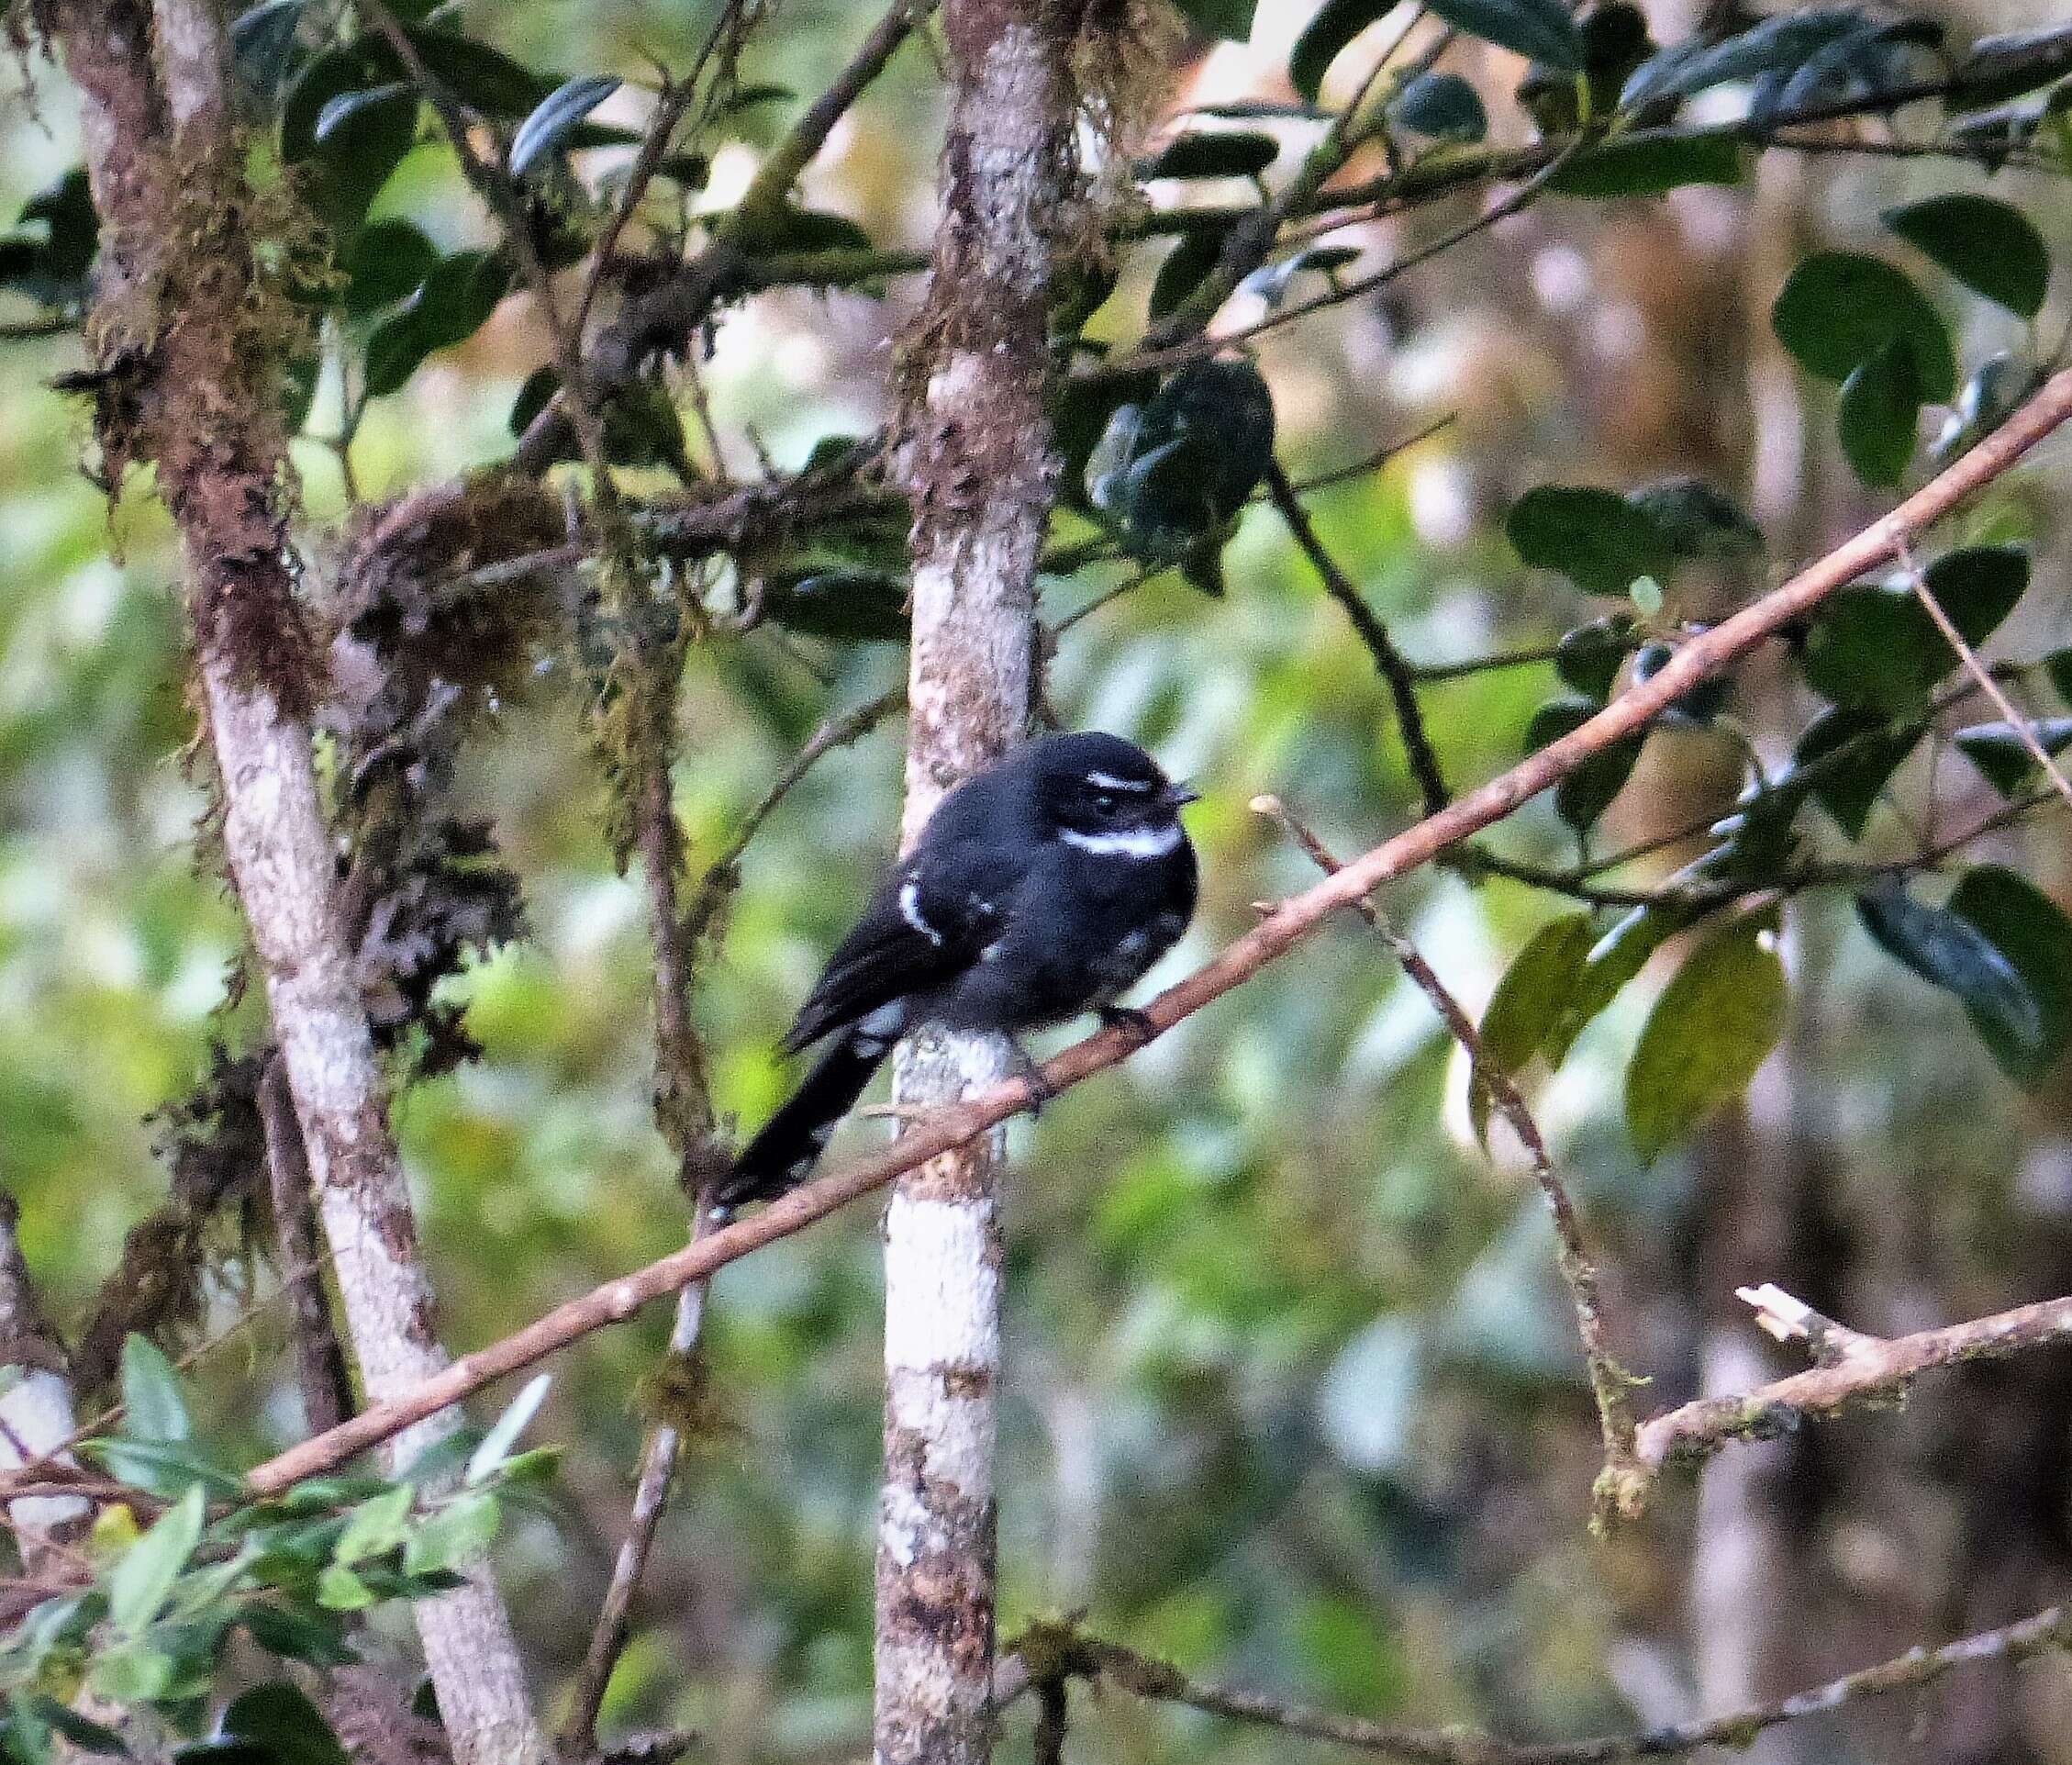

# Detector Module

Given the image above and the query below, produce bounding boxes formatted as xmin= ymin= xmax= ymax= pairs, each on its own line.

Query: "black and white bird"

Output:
xmin=714 ymin=731 xmax=1199 ymax=1212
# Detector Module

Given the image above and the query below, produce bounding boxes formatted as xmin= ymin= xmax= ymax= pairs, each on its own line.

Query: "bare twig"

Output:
xmin=240 ymin=362 xmax=2072 ymax=1496
xmin=1063 ymin=1604 xmax=2072 ymax=1763
xmin=258 ymin=1056 xmax=352 ymax=1435
xmin=1897 ymin=539 xmax=2072 ymax=816
xmin=1264 ymin=460 xmax=1449 ymax=815
xmin=1635 ymin=1287 xmax=2072 ymax=1474
xmin=1253 ymin=797 xmax=1641 ymax=1497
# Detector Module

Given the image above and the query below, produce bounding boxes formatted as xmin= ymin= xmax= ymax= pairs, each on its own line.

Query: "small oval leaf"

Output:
xmin=510 ymin=75 xmax=623 ymax=178
xmin=1883 ymin=192 xmax=2050 ymax=318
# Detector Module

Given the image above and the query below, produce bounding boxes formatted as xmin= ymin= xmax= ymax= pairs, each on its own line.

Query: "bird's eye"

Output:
xmin=1092 ymin=791 xmax=1118 ymax=816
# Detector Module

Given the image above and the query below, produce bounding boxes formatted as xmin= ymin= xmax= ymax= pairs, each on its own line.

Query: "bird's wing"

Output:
xmin=779 ymin=845 xmax=1015 ymax=1053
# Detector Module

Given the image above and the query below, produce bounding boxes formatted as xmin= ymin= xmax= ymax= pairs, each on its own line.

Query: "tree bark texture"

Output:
xmin=876 ymin=6 xmax=1080 ymax=1763
xmin=0 ymin=1195 xmax=85 ymax=1575
xmin=36 ymin=3 xmax=543 ymax=1758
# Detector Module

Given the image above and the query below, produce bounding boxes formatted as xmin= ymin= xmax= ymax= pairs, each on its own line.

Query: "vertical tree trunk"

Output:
xmin=39 ymin=5 xmax=544 ymax=1759
xmin=0 ymin=1196 xmax=85 ymax=1577
xmin=876 ymin=7 xmax=1079 ymax=1764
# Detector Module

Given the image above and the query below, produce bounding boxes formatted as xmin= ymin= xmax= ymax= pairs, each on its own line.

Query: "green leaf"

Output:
xmin=1950 ymin=24 xmax=2072 ymax=107
xmin=1525 ymin=697 xmax=1643 ymax=833
xmin=1799 ymin=545 xmax=2029 ymax=713
xmin=403 ymin=1492 xmax=500 ymax=1576
xmin=763 ymin=569 xmax=910 ymax=642
xmin=1290 ymin=0 xmax=1393 ymax=101
xmin=86 ymin=1647 xmax=173 ymax=1707
xmin=1173 ymin=0 xmax=1258 ymax=40
xmin=1102 ymin=360 xmax=1275 ymax=559
xmin=1620 ymin=7 xmax=1875 ymax=110
xmin=120 ymin=1335 xmax=192 ymax=1444
xmin=466 ymin=1373 xmax=551 ymax=1484
xmin=1953 ymin=717 xmax=2072 ymax=796
xmin=1883 ymin=193 xmax=2050 ymax=318
xmin=13 ymin=1697 xmax=126 ymax=1757
xmin=1625 ymin=910 xmax=1787 ymax=1157
xmin=726 ymin=204 xmax=873 ymax=256
xmin=1771 ymin=251 xmax=1955 ymax=400
xmin=1471 ymin=912 xmax=1595 ymax=1143
xmin=237 ymin=1602 xmax=360 ymax=1669
xmin=79 ymin=1439 xmax=243 ymax=1502
xmin=1429 ymin=0 xmax=1583 ymax=72
xmin=1857 ymin=882 xmax=2044 ymax=1071
xmin=332 ymin=1485 xmax=413 ymax=1567
xmin=1554 ymin=616 xmax=1633 ymax=700
xmin=314 ymin=1566 xmax=374 ymax=1612
xmin=232 ymin=1 xmax=308 ymax=103
xmin=280 ymin=50 xmax=418 ymax=231
xmin=340 ymin=218 xmax=439 ymax=316
xmin=220 ymin=1682 xmax=350 ymax=1765
xmin=1149 ymin=225 xmax=1231 ymax=320
xmin=1388 ymin=72 xmax=1488 ymax=141
xmin=1549 ymin=132 xmax=1744 ymax=197
xmin=108 ymin=1485 xmax=206 ymax=1637
xmin=363 ymin=249 xmax=513 ymax=397
xmin=1946 ymin=866 xmax=2072 ymax=1083
xmin=1837 ymin=338 xmax=1924 ymax=487
xmin=406 ymin=29 xmax=551 ymax=117
xmin=1140 ymin=132 xmax=1279 ymax=180
xmin=509 ymin=76 xmax=622 ymax=178
xmin=1791 ymin=705 xmax=1920 ymax=837
xmin=1628 ymin=477 xmax=1763 ymax=557
xmin=1506 ymin=485 xmax=1673 ymax=596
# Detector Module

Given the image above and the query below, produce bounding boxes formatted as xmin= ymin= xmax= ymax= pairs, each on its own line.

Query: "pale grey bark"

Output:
xmin=0 ymin=1196 xmax=85 ymax=1575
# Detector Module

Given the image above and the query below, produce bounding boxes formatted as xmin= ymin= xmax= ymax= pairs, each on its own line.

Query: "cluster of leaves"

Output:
xmin=0 ymin=1339 xmax=557 ymax=1764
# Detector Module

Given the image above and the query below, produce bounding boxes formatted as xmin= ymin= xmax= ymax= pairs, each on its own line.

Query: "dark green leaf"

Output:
xmin=109 ymin=1485 xmax=206 ymax=1637
xmin=407 ymin=29 xmax=550 ymax=117
xmin=1946 ymin=866 xmax=2072 ymax=1083
xmin=1620 ymin=7 xmax=1873 ymax=110
xmin=1837 ymin=337 xmax=1923 ymax=487
xmin=315 ymin=83 xmax=410 ymax=146
xmin=1858 ymin=882 xmax=2044 ymax=1071
xmin=1771 ymin=251 xmax=1955 ymax=400
xmin=1791 ymin=704 xmax=1920 ymax=836
xmin=2047 ymin=647 xmax=2072 ymax=708
xmin=763 ymin=570 xmax=910 ymax=641
xmin=1549 ymin=132 xmax=1744 ymax=197
xmin=13 ymin=1699 xmax=125 ymax=1757
xmin=79 ymin=1438 xmax=242 ymax=1502
xmin=1552 ymin=900 xmax=1704 ymax=1065
xmin=727 ymin=204 xmax=874 ymax=257
xmin=1799 ymin=545 xmax=2028 ymax=712
xmin=237 ymin=1602 xmax=359 ymax=1669
xmin=510 ymin=76 xmax=624 ymax=178
xmin=1149 ymin=225 xmax=1231 ymax=320
xmin=1471 ymin=912 xmax=1595 ymax=1143
xmin=172 ymin=1747 xmax=274 ymax=1765
xmin=1141 ymin=132 xmax=1279 ymax=180
xmin=1526 ymin=696 xmax=1643 ymax=832
xmin=1627 ymin=476 xmax=1763 ymax=557
xmin=1625 ymin=909 xmax=1787 ymax=1157
xmin=340 ymin=218 xmax=439 ymax=316
xmin=1953 ymin=717 xmax=2072 ymax=796
xmin=1290 ymin=0 xmax=1393 ymax=102
xmin=232 ymin=1 xmax=307 ymax=102
xmin=1174 ymin=0 xmax=1259 ymax=39
xmin=220 ymin=1681 xmax=350 ymax=1765
xmin=282 ymin=50 xmax=418 ymax=231
xmin=1430 ymin=0 xmax=1583 ymax=71
xmin=1388 ymin=72 xmax=1488 ymax=141
xmin=121 ymin=1334 xmax=192 ymax=1444
xmin=1054 ymin=372 xmax=1156 ymax=513
xmin=1922 ymin=542 xmax=2031 ymax=646
xmin=1103 ymin=360 xmax=1275 ymax=559
xmin=362 ymin=250 xmax=511 ymax=397
xmin=1555 ymin=615 xmax=1634 ymax=700
xmin=1883 ymin=193 xmax=2050 ymax=318
xmin=1756 ymin=17 xmax=1943 ymax=126
xmin=1950 ymin=24 xmax=2072 ymax=107
xmin=1506 ymin=485 xmax=1673 ymax=596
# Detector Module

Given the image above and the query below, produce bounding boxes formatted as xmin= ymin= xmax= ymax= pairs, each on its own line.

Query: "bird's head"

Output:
xmin=1027 ymin=732 xmax=1198 ymax=854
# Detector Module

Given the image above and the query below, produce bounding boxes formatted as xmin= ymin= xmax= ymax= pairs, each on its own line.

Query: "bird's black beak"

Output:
xmin=1167 ymin=781 xmax=1200 ymax=809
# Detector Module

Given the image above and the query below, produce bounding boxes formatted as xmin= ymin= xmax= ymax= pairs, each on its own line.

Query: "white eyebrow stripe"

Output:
xmin=898 ymin=877 xmax=943 ymax=945
xmin=1085 ymin=771 xmax=1154 ymax=792
xmin=1061 ymin=822 xmax=1185 ymax=858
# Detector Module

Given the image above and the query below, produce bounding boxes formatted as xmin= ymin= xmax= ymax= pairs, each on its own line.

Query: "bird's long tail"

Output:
xmin=713 ymin=1008 xmax=903 ymax=1213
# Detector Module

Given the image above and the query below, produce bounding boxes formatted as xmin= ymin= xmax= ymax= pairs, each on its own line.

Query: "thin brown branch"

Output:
xmin=1897 ymin=539 xmax=2072 ymax=816
xmin=1253 ymin=798 xmax=1640 ymax=1496
xmin=1264 ymin=460 xmax=1449 ymax=815
xmin=1067 ymin=1604 xmax=2072 ymax=1763
xmin=1635 ymin=1286 xmax=2072 ymax=1474
xmin=240 ymin=362 xmax=2072 ymax=1495
xmin=258 ymin=1056 xmax=352 ymax=1435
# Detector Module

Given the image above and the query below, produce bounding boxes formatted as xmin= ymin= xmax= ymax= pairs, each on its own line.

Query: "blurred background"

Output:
xmin=4 ymin=0 xmax=2072 ymax=1759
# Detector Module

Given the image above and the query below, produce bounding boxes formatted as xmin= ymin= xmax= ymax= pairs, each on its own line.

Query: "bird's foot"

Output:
xmin=1003 ymin=1039 xmax=1056 ymax=1116
xmin=1098 ymin=1004 xmax=1158 ymax=1046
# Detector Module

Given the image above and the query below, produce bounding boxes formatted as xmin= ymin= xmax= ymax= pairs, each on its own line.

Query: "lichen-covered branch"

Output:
xmin=34 ymin=1 xmax=543 ymax=1756
xmin=1633 ymin=1285 xmax=2072 ymax=1477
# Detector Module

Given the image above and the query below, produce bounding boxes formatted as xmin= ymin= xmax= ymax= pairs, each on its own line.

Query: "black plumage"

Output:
xmin=715 ymin=732 xmax=1199 ymax=1212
